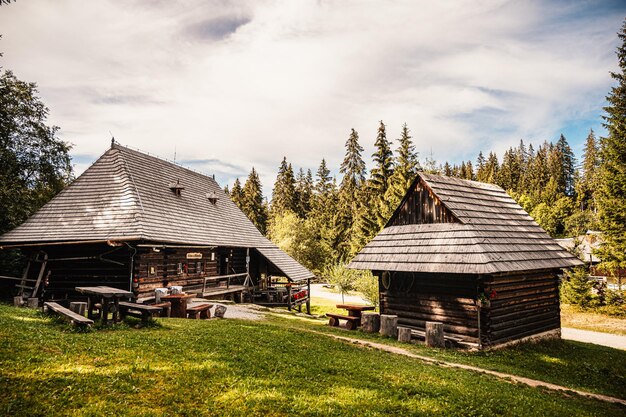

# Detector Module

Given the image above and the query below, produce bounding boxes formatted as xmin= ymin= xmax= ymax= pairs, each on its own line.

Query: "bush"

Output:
xmin=354 ymin=271 xmax=379 ymax=309
xmin=561 ymin=267 xmax=595 ymax=308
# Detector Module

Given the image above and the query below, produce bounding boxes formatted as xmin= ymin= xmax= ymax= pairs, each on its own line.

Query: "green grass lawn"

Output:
xmin=0 ymin=304 xmax=624 ymax=416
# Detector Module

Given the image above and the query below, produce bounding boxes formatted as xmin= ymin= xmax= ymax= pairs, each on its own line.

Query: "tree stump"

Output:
xmin=361 ymin=312 xmax=381 ymax=333
xmin=27 ymin=298 xmax=39 ymax=309
xmin=70 ymin=302 xmax=88 ymax=316
xmin=398 ymin=326 xmax=412 ymax=343
xmin=379 ymin=314 xmax=398 ymax=337
xmin=214 ymin=304 xmax=227 ymax=318
xmin=13 ymin=296 xmax=23 ymax=307
xmin=425 ymin=321 xmax=445 ymax=347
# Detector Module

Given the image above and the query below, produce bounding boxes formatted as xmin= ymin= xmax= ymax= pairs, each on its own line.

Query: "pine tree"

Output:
xmin=229 ymin=178 xmax=244 ymax=210
xmin=294 ymin=168 xmax=313 ymax=217
xmin=556 ymin=134 xmax=576 ymax=196
xmin=271 ymin=157 xmax=297 ymax=215
xmin=576 ymin=129 xmax=600 ymax=211
xmin=443 ymin=162 xmax=453 ymax=177
xmin=241 ymin=168 xmax=267 ymax=234
xmin=475 ymin=151 xmax=486 ymax=182
xmin=338 ymin=129 xmax=367 ymax=260
xmin=370 ymin=120 xmax=394 ymax=196
xmin=315 ymin=159 xmax=333 ymax=197
xmin=339 ymin=129 xmax=367 ymax=192
xmin=384 ymin=123 xmax=419 ymax=222
xmin=497 ymin=147 xmax=520 ymax=191
xmin=369 ymin=120 xmax=395 ymax=228
xmin=597 ymin=20 xmax=626 ymax=285
xmin=484 ymin=152 xmax=499 ymax=183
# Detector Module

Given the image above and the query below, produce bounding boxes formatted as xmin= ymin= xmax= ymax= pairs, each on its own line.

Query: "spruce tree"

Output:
xmin=315 ymin=158 xmax=333 ymax=197
xmin=556 ymin=134 xmax=576 ymax=196
xmin=369 ymin=120 xmax=394 ymax=198
xmin=597 ymin=20 xmax=626 ymax=286
xmin=385 ymin=123 xmax=419 ymax=221
xmin=271 ymin=157 xmax=297 ymax=215
xmin=475 ymin=151 xmax=486 ymax=182
xmin=485 ymin=152 xmax=499 ymax=183
xmin=242 ymin=168 xmax=267 ymax=234
xmin=576 ymin=129 xmax=600 ymax=211
xmin=229 ymin=178 xmax=244 ymax=210
xmin=369 ymin=121 xmax=395 ymax=228
xmin=295 ymin=168 xmax=313 ymax=217
xmin=443 ymin=162 xmax=453 ymax=177
xmin=338 ymin=129 xmax=367 ymax=260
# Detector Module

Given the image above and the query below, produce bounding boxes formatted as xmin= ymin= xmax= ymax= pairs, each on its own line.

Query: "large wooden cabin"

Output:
xmin=0 ymin=143 xmax=314 ymax=310
xmin=349 ymin=173 xmax=582 ymax=348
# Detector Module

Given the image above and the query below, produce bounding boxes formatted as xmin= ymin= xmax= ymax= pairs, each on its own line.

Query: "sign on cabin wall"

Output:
xmin=186 ymin=252 xmax=203 ymax=260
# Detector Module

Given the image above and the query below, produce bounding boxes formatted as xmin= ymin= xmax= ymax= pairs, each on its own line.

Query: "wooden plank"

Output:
xmin=44 ymin=302 xmax=94 ymax=325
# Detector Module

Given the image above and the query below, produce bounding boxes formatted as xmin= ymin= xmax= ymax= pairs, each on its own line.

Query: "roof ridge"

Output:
xmin=113 ymin=147 xmax=146 ymax=238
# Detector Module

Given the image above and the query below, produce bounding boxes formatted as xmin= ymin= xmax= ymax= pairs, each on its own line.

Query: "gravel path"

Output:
xmin=561 ymin=327 xmax=626 ymax=350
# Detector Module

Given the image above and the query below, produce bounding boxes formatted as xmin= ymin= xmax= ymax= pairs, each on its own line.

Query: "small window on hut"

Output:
xmin=148 ymin=263 xmax=157 ymax=276
xmin=197 ymin=262 xmax=204 ymax=275
xmin=177 ymin=262 xmax=187 ymax=275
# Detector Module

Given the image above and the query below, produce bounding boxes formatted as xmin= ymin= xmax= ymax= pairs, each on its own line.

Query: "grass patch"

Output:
xmin=269 ymin=314 xmax=626 ymax=401
xmin=0 ymin=304 xmax=624 ymax=416
xmin=561 ymin=304 xmax=626 ymax=335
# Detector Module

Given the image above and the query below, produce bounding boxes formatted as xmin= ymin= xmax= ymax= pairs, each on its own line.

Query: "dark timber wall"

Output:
xmin=379 ymin=269 xmax=561 ymax=347
xmin=481 ymin=270 xmax=560 ymax=346
xmin=378 ymin=271 xmax=480 ymax=344
xmin=32 ymin=243 xmax=133 ymax=300
xmin=389 ymin=180 xmax=458 ymax=226
xmin=31 ymin=243 xmax=267 ymax=301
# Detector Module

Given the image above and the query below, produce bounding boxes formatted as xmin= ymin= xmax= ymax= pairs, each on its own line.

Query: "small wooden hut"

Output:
xmin=349 ymin=173 xmax=582 ymax=348
xmin=0 ymin=143 xmax=314 ymax=311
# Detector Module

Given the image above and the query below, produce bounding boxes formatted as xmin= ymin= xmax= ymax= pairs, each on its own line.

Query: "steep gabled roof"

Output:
xmin=349 ymin=173 xmax=583 ymax=274
xmin=0 ymin=144 xmax=314 ymax=281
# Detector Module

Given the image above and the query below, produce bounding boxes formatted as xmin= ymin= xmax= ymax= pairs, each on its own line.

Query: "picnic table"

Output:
xmin=160 ymin=293 xmax=196 ymax=318
xmin=335 ymin=304 xmax=375 ymax=318
xmin=327 ymin=304 xmax=376 ymax=330
xmin=75 ymin=286 xmax=134 ymax=325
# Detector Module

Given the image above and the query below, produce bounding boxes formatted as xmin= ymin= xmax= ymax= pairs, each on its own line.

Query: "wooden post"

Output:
xmin=306 ymin=278 xmax=311 ymax=315
xmin=361 ymin=312 xmax=380 ymax=333
xmin=425 ymin=321 xmax=445 ymax=348
xmin=13 ymin=296 xmax=23 ymax=307
xmin=214 ymin=304 xmax=227 ymax=318
xmin=69 ymin=302 xmax=87 ymax=316
xmin=398 ymin=326 xmax=412 ymax=343
xmin=287 ymin=285 xmax=292 ymax=311
xmin=379 ymin=314 xmax=398 ymax=337
xmin=27 ymin=297 xmax=39 ymax=309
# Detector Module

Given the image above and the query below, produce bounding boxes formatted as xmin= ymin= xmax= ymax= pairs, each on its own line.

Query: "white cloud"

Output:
xmin=0 ymin=0 xmax=622 ymax=193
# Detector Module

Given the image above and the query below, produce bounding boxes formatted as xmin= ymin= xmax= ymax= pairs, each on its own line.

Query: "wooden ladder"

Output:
xmin=17 ymin=252 xmax=48 ymax=300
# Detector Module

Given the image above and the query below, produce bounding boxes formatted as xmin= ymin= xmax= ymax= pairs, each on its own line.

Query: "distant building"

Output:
xmin=349 ymin=173 xmax=582 ymax=348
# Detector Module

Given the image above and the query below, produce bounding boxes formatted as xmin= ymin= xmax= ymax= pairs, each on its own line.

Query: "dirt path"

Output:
xmin=561 ymin=327 xmax=626 ymax=350
xmin=310 ymin=284 xmax=368 ymax=304
xmin=312 ymin=330 xmax=626 ymax=407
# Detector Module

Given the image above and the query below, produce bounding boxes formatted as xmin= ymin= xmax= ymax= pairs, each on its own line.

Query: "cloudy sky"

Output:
xmin=1 ymin=0 xmax=625 ymax=193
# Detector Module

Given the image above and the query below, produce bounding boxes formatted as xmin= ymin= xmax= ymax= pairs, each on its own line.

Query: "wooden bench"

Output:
xmin=150 ymin=302 xmax=172 ymax=318
xmin=118 ymin=302 xmax=163 ymax=324
xmin=326 ymin=313 xmax=360 ymax=330
xmin=186 ymin=303 xmax=213 ymax=319
xmin=44 ymin=302 xmax=94 ymax=327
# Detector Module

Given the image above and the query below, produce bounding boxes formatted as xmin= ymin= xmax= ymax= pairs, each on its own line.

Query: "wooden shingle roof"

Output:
xmin=0 ymin=144 xmax=314 ymax=281
xmin=349 ymin=173 xmax=583 ymax=274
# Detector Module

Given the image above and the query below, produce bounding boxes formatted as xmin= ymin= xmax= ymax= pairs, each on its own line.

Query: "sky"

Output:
xmin=1 ymin=0 xmax=625 ymax=194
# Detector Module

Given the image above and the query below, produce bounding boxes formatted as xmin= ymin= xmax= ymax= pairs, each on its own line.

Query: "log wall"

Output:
xmin=133 ymin=246 xmax=250 ymax=299
xmin=482 ymin=269 xmax=560 ymax=346
xmin=378 ymin=271 xmax=479 ymax=344
xmin=31 ymin=243 xmax=133 ymax=300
